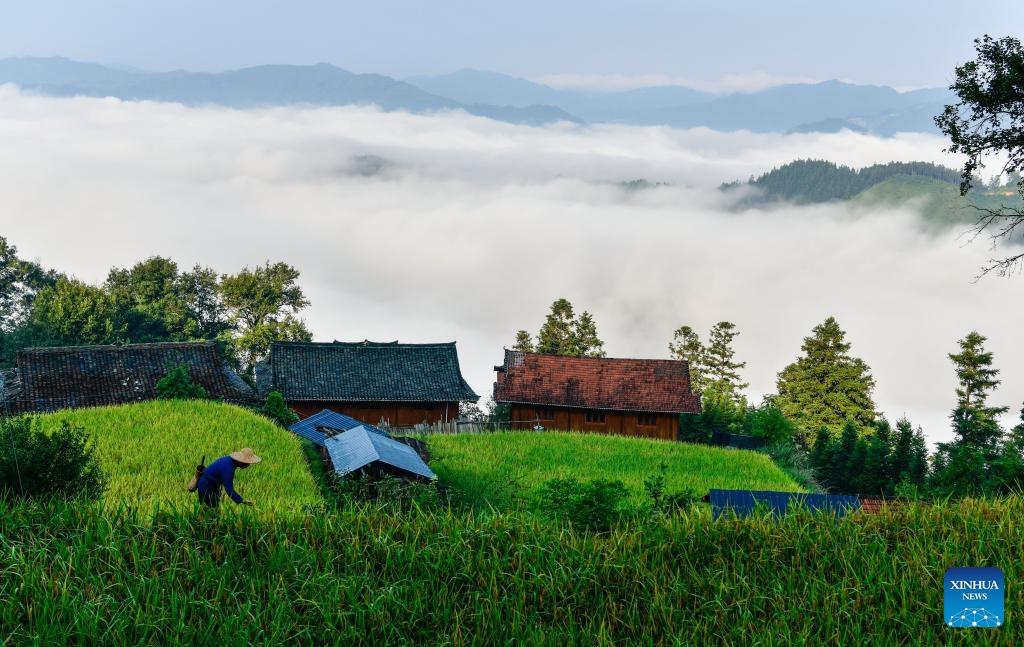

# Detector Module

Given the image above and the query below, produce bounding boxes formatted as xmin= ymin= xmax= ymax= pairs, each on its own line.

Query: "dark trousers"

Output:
xmin=197 ymin=487 xmax=221 ymax=507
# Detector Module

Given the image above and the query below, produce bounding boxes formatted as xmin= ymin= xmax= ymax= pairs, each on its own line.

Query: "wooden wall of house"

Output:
xmin=288 ymin=400 xmax=459 ymax=426
xmin=509 ymin=405 xmax=679 ymax=441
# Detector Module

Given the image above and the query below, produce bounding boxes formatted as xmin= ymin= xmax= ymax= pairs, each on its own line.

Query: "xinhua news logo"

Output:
xmin=945 ymin=567 xmax=1004 ymax=628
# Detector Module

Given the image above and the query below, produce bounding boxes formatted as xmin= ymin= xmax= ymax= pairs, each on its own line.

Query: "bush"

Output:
xmin=536 ymin=477 xmax=629 ymax=532
xmin=326 ymin=471 xmax=442 ymax=511
xmin=0 ymin=417 xmax=105 ymax=500
xmin=155 ymin=364 xmax=208 ymax=400
xmin=643 ymin=462 xmax=700 ymax=515
xmin=261 ymin=390 xmax=298 ymax=427
xmin=765 ymin=441 xmax=818 ymax=491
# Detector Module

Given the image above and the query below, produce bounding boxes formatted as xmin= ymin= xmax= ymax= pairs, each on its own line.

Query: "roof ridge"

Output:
xmin=20 ymin=340 xmax=216 ymax=354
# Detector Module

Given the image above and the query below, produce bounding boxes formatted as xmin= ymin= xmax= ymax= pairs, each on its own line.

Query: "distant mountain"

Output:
xmin=1 ymin=57 xmax=954 ymax=134
xmin=0 ymin=57 xmax=582 ymax=126
xmin=408 ymin=71 xmax=953 ymax=134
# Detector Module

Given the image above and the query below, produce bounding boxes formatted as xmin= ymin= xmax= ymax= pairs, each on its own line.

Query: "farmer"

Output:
xmin=195 ymin=448 xmax=261 ymax=507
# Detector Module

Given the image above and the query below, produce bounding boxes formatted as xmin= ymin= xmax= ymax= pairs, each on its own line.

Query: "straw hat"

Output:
xmin=230 ymin=448 xmax=262 ymax=465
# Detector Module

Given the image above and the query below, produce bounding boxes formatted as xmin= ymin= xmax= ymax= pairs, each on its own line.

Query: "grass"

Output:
xmin=0 ymin=494 xmax=1020 ymax=645
xmin=28 ymin=400 xmax=320 ymax=517
xmin=426 ymin=431 xmax=802 ymax=511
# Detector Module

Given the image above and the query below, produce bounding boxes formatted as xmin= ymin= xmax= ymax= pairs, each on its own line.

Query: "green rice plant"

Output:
xmin=27 ymin=399 xmax=320 ymax=517
xmin=427 ymin=431 xmax=802 ymax=511
xmin=0 ymin=495 xmax=1020 ymax=645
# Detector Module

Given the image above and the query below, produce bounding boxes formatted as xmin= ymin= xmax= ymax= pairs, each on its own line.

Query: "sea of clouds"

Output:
xmin=1 ymin=85 xmax=1021 ymax=445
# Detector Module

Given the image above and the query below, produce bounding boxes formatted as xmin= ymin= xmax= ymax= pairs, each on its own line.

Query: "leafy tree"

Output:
xmin=0 ymin=236 xmax=60 ymax=339
xmin=931 ymin=331 xmax=1009 ymax=497
xmin=155 ymin=364 xmax=209 ymax=400
xmin=512 ymin=329 xmax=534 ymax=352
xmin=261 ymin=390 xmax=299 ymax=427
xmin=668 ymin=325 xmax=706 ymax=390
xmin=219 ymin=262 xmax=312 ymax=378
xmin=775 ymin=317 xmax=877 ymax=445
xmin=532 ymin=298 xmax=606 ymax=357
xmin=935 ymin=35 xmax=1024 ymax=275
xmin=106 ymin=257 xmax=190 ymax=342
xmin=19 ymin=278 xmax=126 ymax=347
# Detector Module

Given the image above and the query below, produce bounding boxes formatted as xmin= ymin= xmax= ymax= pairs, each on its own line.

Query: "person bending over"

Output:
xmin=196 ymin=447 xmax=261 ymax=507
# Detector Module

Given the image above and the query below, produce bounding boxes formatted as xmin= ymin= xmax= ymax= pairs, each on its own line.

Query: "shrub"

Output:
xmin=326 ymin=471 xmax=442 ymax=511
xmin=536 ymin=477 xmax=629 ymax=532
xmin=155 ymin=364 xmax=208 ymax=400
xmin=0 ymin=417 xmax=105 ymax=500
xmin=643 ymin=462 xmax=700 ymax=515
xmin=261 ymin=390 xmax=298 ymax=427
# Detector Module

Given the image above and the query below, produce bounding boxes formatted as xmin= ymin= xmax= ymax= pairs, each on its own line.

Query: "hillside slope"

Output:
xmin=428 ymin=431 xmax=802 ymax=510
xmin=30 ymin=400 xmax=320 ymax=516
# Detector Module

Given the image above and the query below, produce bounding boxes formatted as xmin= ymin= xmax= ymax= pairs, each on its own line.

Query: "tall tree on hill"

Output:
xmin=219 ymin=261 xmax=312 ymax=379
xmin=0 ymin=236 xmax=60 ymax=335
xmin=668 ymin=325 xmax=706 ymax=391
xmin=704 ymin=321 xmax=748 ymax=400
xmin=931 ymin=331 xmax=1009 ymax=497
xmin=19 ymin=278 xmax=126 ymax=348
xmin=775 ymin=317 xmax=877 ymax=446
xmin=935 ymin=35 xmax=1024 ymax=275
xmin=533 ymin=298 xmax=606 ymax=357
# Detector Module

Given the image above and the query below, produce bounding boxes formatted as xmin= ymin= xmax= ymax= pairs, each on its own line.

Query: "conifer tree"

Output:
xmin=668 ymin=325 xmax=706 ymax=391
xmin=704 ymin=321 xmax=748 ymax=399
xmin=512 ymin=330 xmax=534 ymax=353
xmin=775 ymin=316 xmax=877 ymax=445
xmin=571 ymin=311 xmax=606 ymax=358
xmin=536 ymin=298 xmax=577 ymax=356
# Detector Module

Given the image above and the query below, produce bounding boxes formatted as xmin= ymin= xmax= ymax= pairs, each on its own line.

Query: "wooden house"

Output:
xmin=0 ymin=341 xmax=255 ymax=414
xmin=256 ymin=340 xmax=479 ymax=425
xmin=492 ymin=349 xmax=701 ymax=440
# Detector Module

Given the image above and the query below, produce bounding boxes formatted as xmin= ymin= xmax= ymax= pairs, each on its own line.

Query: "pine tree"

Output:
xmin=704 ymin=321 xmax=748 ymax=400
xmin=809 ymin=427 xmax=835 ymax=489
xmin=775 ymin=316 xmax=877 ymax=445
xmin=512 ymin=330 xmax=534 ymax=352
xmin=860 ymin=420 xmax=894 ymax=495
xmin=828 ymin=421 xmax=861 ymax=494
xmin=890 ymin=417 xmax=916 ymax=485
xmin=931 ymin=331 xmax=1009 ymax=497
xmin=572 ymin=311 xmax=606 ymax=358
xmin=536 ymin=298 xmax=576 ymax=356
xmin=668 ymin=325 xmax=706 ymax=390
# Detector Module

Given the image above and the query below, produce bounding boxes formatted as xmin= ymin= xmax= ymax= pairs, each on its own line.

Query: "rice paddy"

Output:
xmin=27 ymin=400 xmax=320 ymax=517
xmin=427 ymin=431 xmax=802 ymax=510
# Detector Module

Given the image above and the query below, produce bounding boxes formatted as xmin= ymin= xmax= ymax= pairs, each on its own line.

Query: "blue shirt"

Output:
xmin=197 ymin=455 xmax=244 ymax=504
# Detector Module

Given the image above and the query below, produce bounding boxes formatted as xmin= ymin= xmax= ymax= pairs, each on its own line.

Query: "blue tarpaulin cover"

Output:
xmin=324 ymin=426 xmax=435 ymax=480
xmin=708 ymin=489 xmax=861 ymax=521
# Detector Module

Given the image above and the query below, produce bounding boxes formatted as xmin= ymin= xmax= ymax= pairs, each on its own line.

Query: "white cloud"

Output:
xmin=532 ymin=71 xmax=822 ymax=94
xmin=1 ymin=87 xmax=1021 ymax=447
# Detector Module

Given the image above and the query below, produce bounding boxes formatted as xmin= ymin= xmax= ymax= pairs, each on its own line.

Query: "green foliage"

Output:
xmin=326 ymin=472 xmax=441 ymax=512
xmin=512 ymin=329 xmax=534 ymax=352
xmin=219 ymin=261 xmax=312 ymax=377
xmin=931 ymin=331 xmax=1011 ymax=498
xmin=260 ymin=390 xmax=298 ymax=427
xmin=29 ymin=400 xmax=320 ymax=516
xmin=0 ymin=417 xmax=105 ymax=500
xmin=21 ymin=277 xmax=127 ymax=347
xmin=0 ymin=235 xmax=60 ymax=337
xmin=428 ymin=431 xmax=801 ymax=512
xmin=643 ymin=463 xmax=700 ymax=515
xmin=2 ymin=493 xmax=1024 ymax=643
xmin=763 ymin=441 xmax=818 ymax=491
xmin=532 ymin=298 xmax=605 ymax=357
xmin=669 ymin=321 xmax=747 ymax=401
xmin=154 ymin=364 xmax=209 ymax=400
xmin=809 ymin=418 xmax=929 ymax=496
xmin=775 ymin=316 xmax=877 ymax=445
xmin=735 ymin=159 xmax=964 ymax=204
xmin=536 ymin=476 xmax=629 ymax=532
xmin=935 ymin=34 xmax=1024 ymax=275
xmin=668 ymin=324 xmax=705 ymax=389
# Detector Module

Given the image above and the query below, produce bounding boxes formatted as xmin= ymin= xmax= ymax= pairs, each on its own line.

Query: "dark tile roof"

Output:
xmin=857 ymin=496 xmax=913 ymax=514
xmin=492 ymin=349 xmax=701 ymax=414
xmin=708 ymin=489 xmax=861 ymax=521
xmin=10 ymin=341 xmax=255 ymax=412
xmin=258 ymin=341 xmax=479 ymax=403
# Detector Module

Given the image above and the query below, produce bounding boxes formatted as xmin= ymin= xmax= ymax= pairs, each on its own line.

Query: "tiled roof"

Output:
xmin=492 ymin=349 xmax=701 ymax=414
xmin=11 ymin=341 xmax=255 ymax=412
xmin=857 ymin=496 xmax=913 ymax=514
xmin=258 ymin=341 xmax=479 ymax=402
xmin=288 ymin=408 xmax=390 ymax=447
xmin=708 ymin=489 xmax=861 ymax=521
xmin=324 ymin=426 xmax=436 ymax=479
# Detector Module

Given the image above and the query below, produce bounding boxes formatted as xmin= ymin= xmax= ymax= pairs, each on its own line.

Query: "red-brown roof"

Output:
xmin=493 ymin=350 xmax=701 ymax=414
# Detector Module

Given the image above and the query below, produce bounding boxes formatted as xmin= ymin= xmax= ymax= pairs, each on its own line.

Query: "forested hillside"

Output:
xmin=734 ymin=159 xmax=963 ymax=204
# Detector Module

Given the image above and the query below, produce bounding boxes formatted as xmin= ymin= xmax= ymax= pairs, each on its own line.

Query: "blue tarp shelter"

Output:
xmin=288 ymin=408 xmax=389 ymax=447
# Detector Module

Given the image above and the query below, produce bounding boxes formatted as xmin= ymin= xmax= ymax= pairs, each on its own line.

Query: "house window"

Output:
xmin=536 ymin=409 xmax=556 ymax=421
xmin=585 ymin=411 xmax=605 ymax=424
xmin=637 ymin=414 xmax=657 ymax=426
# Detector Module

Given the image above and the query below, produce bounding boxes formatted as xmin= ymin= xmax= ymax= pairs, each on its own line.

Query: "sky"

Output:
xmin=1 ymin=88 xmax=1022 ymax=448
xmin=0 ymin=1 xmax=1022 ymax=91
